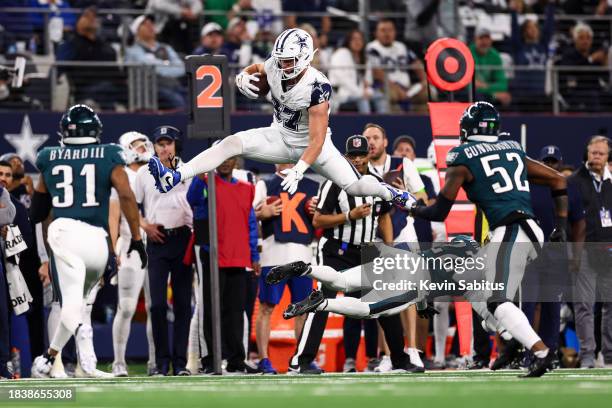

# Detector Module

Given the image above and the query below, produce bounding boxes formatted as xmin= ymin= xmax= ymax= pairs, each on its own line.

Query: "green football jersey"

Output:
xmin=36 ymin=143 xmax=126 ymax=230
xmin=446 ymin=139 xmax=534 ymax=228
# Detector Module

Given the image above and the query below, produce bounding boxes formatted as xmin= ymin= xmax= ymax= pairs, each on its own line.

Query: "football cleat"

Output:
xmin=112 ymin=361 xmax=128 ymax=377
xmin=283 ymin=290 xmax=325 ymax=320
xmin=343 ymin=358 xmax=357 ymax=373
xmin=374 ymin=355 xmax=392 ymax=373
xmin=287 ymin=362 xmax=324 ymax=375
xmin=75 ymin=364 xmax=113 ymax=378
xmin=148 ymin=156 xmax=181 ymax=193
xmin=392 ymin=359 xmax=425 ymax=374
xmin=520 ymin=351 xmax=554 ymax=378
xmin=266 ymin=261 xmax=311 ymax=285
xmin=383 ymin=183 xmax=417 ymax=210
xmin=257 ymin=358 xmax=278 ymax=375
xmin=225 ymin=362 xmax=261 ymax=375
xmin=491 ymin=338 xmax=522 ymax=370
xmin=31 ymin=354 xmax=55 ymax=378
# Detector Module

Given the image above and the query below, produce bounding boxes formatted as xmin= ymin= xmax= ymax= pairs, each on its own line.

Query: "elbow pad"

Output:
xmin=30 ymin=191 xmax=52 ymax=224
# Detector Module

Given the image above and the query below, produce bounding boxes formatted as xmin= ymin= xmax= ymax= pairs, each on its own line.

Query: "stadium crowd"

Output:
xmin=0 ymin=0 xmax=611 ymax=112
xmin=0 ymin=0 xmax=611 ymax=379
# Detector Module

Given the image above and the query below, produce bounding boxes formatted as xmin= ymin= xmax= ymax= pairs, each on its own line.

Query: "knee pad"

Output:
xmin=487 ymin=298 xmax=510 ymax=315
xmin=118 ymin=298 xmax=137 ymax=320
xmin=220 ymin=134 xmax=243 ymax=156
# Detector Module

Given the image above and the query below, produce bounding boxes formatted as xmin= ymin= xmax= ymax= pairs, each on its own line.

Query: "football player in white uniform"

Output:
xmin=148 ymin=28 xmax=416 ymax=210
xmin=110 ymin=132 xmax=156 ymax=377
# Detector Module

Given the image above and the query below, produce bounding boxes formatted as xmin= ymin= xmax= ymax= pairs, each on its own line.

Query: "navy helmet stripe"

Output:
xmin=277 ymin=29 xmax=297 ymax=52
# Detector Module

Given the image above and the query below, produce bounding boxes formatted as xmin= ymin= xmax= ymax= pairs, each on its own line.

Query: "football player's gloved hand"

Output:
xmin=235 ymin=71 xmax=260 ymax=99
xmin=280 ymin=160 xmax=309 ymax=195
xmin=549 ymin=216 xmax=567 ymax=242
xmin=549 ymin=227 xmax=567 ymax=242
xmin=417 ymin=302 xmax=439 ymax=319
xmin=128 ymin=239 xmax=148 ymax=269
xmin=407 ymin=199 xmax=426 ymax=217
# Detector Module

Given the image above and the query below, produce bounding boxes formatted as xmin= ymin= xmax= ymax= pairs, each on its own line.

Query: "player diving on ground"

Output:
xmin=147 ymin=28 xmax=415 ymax=210
xmin=267 ymin=236 xmax=510 ymax=344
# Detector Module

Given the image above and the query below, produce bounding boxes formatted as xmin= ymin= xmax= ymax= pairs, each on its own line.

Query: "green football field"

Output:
xmin=1 ymin=369 xmax=612 ymax=408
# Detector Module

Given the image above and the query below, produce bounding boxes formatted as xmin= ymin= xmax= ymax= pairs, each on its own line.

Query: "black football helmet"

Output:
xmin=58 ymin=104 xmax=102 ymax=145
xmin=459 ymin=101 xmax=500 ymax=143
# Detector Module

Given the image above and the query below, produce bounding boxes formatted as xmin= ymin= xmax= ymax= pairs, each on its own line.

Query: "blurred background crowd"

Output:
xmin=0 ymin=0 xmax=611 ymax=113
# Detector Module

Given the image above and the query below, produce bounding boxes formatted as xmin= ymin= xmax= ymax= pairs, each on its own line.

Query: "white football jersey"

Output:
xmin=264 ymin=57 xmax=333 ymax=147
xmin=366 ymin=40 xmax=416 ymax=89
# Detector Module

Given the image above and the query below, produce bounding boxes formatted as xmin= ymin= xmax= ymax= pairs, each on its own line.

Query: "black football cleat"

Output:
xmin=491 ymin=338 xmax=522 ymax=370
xmin=519 ymin=352 xmax=554 ymax=378
xmin=266 ymin=261 xmax=311 ymax=285
xmin=393 ymin=360 xmax=425 ymax=374
xmin=468 ymin=359 xmax=490 ymax=370
xmin=283 ymin=290 xmax=325 ymax=319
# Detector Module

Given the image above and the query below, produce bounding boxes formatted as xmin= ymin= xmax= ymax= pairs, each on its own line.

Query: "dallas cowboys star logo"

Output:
xmin=295 ymin=35 xmax=308 ymax=52
xmin=4 ymin=115 xmax=49 ymax=166
xmin=311 ymin=79 xmax=330 ymax=104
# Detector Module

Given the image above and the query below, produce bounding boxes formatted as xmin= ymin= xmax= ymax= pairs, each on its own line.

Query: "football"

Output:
xmin=252 ymin=71 xmax=270 ymax=97
xmin=266 ymin=195 xmax=280 ymax=205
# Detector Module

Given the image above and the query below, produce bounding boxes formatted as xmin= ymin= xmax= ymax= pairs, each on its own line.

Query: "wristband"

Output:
xmin=345 ymin=211 xmax=351 ymax=222
xmin=551 ymin=188 xmax=568 ymax=197
xmin=294 ymin=159 xmax=310 ymax=175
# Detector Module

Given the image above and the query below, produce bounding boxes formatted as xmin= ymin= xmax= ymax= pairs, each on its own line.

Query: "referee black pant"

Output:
xmin=292 ymin=250 xmax=407 ymax=368
xmin=198 ymin=248 xmax=248 ymax=369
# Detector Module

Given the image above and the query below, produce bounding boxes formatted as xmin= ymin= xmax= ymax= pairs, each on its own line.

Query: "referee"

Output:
xmin=290 ymin=135 xmax=414 ymax=373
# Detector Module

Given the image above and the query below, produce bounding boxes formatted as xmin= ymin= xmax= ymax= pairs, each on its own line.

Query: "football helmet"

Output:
xmin=119 ymin=131 xmax=153 ymax=164
xmin=459 ymin=101 xmax=500 ymax=143
xmin=271 ymin=28 xmax=315 ymax=80
xmin=59 ymin=104 xmax=102 ymax=146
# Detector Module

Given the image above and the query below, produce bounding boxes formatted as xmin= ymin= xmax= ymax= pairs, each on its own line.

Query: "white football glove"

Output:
xmin=235 ymin=71 xmax=260 ymax=99
xmin=280 ymin=160 xmax=309 ymax=195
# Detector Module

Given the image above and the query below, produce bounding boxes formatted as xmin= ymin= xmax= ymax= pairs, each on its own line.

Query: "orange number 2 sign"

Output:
xmin=196 ymin=65 xmax=223 ymax=108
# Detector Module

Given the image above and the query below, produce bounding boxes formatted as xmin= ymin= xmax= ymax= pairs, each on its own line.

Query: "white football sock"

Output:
xmin=433 ymin=301 xmax=449 ymax=363
xmin=112 ymin=297 xmax=137 ymax=364
xmin=345 ymin=175 xmax=393 ymax=201
xmin=179 ymin=134 xmax=243 ymax=180
xmin=310 ymin=265 xmax=364 ymax=292
xmin=493 ymin=302 xmax=541 ymax=350
xmin=321 ymin=298 xmax=370 ymax=318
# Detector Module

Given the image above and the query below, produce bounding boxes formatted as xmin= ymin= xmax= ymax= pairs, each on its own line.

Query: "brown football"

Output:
xmin=252 ymin=72 xmax=270 ymax=97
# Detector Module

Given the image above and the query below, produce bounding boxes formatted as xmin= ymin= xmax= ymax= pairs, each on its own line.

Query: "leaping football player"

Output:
xmin=30 ymin=105 xmax=147 ymax=378
xmin=148 ymin=28 xmax=416 ymax=210
xmin=409 ymin=102 xmax=568 ymax=377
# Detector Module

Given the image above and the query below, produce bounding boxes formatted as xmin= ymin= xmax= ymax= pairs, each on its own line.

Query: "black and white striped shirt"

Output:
xmin=316 ymin=177 xmax=391 ymax=245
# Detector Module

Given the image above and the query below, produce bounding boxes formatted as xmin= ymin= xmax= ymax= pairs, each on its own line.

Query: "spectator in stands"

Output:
xmin=228 ymin=0 xmax=283 ymax=36
xmin=56 ymin=7 xmax=125 ymax=110
xmin=296 ymin=24 xmax=328 ymax=73
xmin=366 ymin=19 xmax=427 ymax=113
xmin=404 ymin=0 xmax=464 ymax=54
xmin=145 ymin=0 xmax=202 ymax=54
xmin=125 ymin=15 xmax=186 ymax=110
xmin=205 ymin=0 xmax=235 ymax=29
xmin=470 ymin=27 xmax=512 ymax=108
xmin=557 ymin=22 xmax=608 ymax=112
xmin=569 ymin=135 xmax=612 ymax=369
xmin=509 ymin=0 xmax=555 ymax=111
xmin=219 ymin=17 xmax=252 ymax=66
xmin=187 ymin=156 xmax=260 ymax=374
xmin=329 ymin=30 xmax=383 ymax=113
xmin=0 ymin=153 xmax=32 ymax=209
xmin=193 ymin=22 xmax=224 ymax=55
xmin=283 ymin=0 xmax=331 ymax=43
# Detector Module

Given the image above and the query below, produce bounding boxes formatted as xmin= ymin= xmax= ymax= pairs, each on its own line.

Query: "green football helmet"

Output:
xmin=450 ymin=235 xmax=480 ymax=255
xmin=459 ymin=101 xmax=500 ymax=143
xmin=59 ymin=104 xmax=102 ymax=145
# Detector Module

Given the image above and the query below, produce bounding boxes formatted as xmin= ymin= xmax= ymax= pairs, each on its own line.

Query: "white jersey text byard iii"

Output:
xmin=264 ymin=57 xmax=333 ymax=148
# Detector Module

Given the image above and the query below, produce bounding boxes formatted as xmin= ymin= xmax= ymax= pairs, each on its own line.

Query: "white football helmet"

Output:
xmin=119 ymin=131 xmax=153 ymax=164
xmin=271 ymin=28 xmax=315 ymax=80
